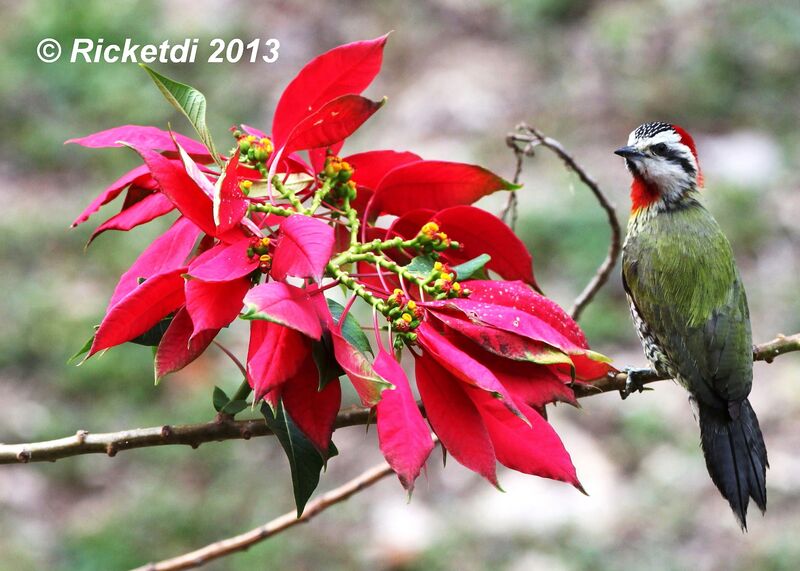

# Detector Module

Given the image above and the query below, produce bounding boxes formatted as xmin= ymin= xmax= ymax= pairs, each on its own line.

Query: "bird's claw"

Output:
xmin=619 ymin=367 xmax=652 ymax=400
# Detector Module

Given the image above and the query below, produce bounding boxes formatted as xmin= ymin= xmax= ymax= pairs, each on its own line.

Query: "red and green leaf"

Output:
xmin=241 ymin=282 xmax=323 ymax=340
xmin=416 ymin=322 xmax=520 ymax=415
xmin=428 ymin=308 xmax=572 ymax=367
xmin=261 ymin=400 xmax=337 ymax=516
xmin=330 ymin=327 xmax=392 ymax=407
xmin=282 ymin=359 xmax=342 ymax=455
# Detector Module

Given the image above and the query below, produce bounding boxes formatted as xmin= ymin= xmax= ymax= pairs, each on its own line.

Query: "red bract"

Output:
xmin=71 ymin=35 xmax=615 ymax=509
xmin=282 ymin=95 xmax=385 ymax=155
xmin=271 ymin=34 xmax=388 ymax=149
xmin=270 ymin=215 xmax=334 ymax=283
xmin=214 ymin=150 xmax=248 ymax=234
xmin=67 ymin=125 xmax=212 ymax=158
xmin=372 ymin=160 xmax=520 ymax=217
xmin=375 ymin=348 xmax=435 ymax=491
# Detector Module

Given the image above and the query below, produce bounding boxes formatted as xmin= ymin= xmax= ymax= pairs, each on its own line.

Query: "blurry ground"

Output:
xmin=1 ymin=0 xmax=799 ymax=569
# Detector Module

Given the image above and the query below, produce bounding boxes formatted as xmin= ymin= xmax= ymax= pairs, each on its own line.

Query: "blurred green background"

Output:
xmin=1 ymin=0 xmax=799 ymax=569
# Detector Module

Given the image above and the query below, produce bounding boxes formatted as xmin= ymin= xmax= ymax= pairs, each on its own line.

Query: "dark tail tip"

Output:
xmin=698 ymin=398 xmax=768 ymax=530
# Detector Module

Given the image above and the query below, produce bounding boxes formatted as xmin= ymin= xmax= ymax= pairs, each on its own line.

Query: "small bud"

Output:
xmin=253 ymin=145 xmax=269 ymax=162
xmin=420 ymin=222 xmax=440 ymax=236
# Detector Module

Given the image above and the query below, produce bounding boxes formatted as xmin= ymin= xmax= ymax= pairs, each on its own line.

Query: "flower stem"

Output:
xmin=307 ymin=179 xmax=333 ymax=215
xmin=270 ymin=174 xmax=306 ymax=213
xmin=248 ymin=203 xmax=296 ymax=217
xmin=325 ymin=262 xmax=387 ymax=313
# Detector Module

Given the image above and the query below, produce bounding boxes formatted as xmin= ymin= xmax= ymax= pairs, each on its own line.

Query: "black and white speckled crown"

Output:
xmin=633 ymin=122 xmax=674 ymax=140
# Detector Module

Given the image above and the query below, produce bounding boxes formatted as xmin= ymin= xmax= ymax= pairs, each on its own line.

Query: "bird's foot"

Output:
xmin=619 ymin=367 xmax=653 ymax=400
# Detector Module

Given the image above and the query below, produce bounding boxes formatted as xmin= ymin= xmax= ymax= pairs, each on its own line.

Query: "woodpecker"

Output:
xmin=616 ymin=122 xmax=768 ymax=529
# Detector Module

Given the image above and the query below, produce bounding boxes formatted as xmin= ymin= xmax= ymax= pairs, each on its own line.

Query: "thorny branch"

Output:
xmin=504 ymin=123 xmax=623 ymax=321
xmin=2 ymin=334 xmax=797 ymax=465
xmin=132 ymin=461 xmax=396 ymax=571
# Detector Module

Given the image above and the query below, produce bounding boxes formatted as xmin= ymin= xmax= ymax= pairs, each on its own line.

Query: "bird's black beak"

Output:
xmin=614 ymin=146 xmax=645 ymax=159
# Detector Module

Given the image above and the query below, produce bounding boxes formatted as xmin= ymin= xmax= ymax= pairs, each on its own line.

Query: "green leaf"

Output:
xmin=140 ymin=64 xmax=221 ymax=167
xmin=212 ymin=386 xmax=229 ymax=412
xmin=326 ymin=299 xmax=372 ymax=356
xmin=68 ymin=332 xmax=95 ymax=364
xmin=405 ymin=255 xmax=436 ymax=277
xmin=452 ymin=254 xmax=491 ymax=280
xmin=130 ymin=316 xmax=173 ymax=347
xmin=261 ymin=401 xmax=334 ymax=516
xmin=222 ymin=399 xmax=249 ymax=415
xmin=311 ymin=334 xmax=345 ymax=389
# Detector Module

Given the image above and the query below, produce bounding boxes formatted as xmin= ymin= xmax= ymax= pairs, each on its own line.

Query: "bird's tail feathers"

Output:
xmin=698 ymin=398 xmax=768 ymax=530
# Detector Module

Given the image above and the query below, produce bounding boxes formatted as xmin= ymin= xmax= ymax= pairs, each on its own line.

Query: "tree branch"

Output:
xmin=573 ymin=333 xmax=800 ymax=398
xmin=2 ymin=334 xmax=797 ymax=465
xmin=505 ymin=123 xmax=622 ymax=321
xmin=131 ymin=461 xmax=396 ymax=571
xmin=0 ymin=407 xmax=372 ymax=465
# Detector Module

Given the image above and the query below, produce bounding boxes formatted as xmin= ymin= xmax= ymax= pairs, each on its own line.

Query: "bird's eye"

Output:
xmin=651 ymin=143 xmax=668 ymax=156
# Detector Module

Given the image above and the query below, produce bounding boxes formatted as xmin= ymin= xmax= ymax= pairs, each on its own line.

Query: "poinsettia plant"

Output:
xmin=69 ymin=34 xmax=614 ymax=513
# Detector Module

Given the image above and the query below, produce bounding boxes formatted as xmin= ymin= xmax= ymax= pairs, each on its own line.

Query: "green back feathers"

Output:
xmin=631 ymin=205 xmax=736 ymax=328
xmin=623 ymin=200 xmax=753 ymax=404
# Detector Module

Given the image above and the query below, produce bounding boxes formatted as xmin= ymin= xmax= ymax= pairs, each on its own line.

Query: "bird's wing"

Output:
xmin=622 ymin=205 xmax=752 ymax=406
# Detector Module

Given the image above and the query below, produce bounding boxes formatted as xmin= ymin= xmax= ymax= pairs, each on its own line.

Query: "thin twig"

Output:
xmin=132 ymin=461 xmax=395 ymax=571
xmin=2 ymin=334 xmax=797 ymax=465
xmin=502 ymin=131 xmax=535 ymax=230
xmin=505 ymin=123 xmax=622 ymax=321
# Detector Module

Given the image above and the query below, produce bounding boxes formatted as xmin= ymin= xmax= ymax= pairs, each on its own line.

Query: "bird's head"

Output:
xmin=615 ymin=122 xmax=703 ymax=212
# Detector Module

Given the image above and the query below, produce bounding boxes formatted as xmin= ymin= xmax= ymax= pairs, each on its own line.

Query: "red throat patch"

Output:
xmin=630 ymin=175 xmax=659 ymax=212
